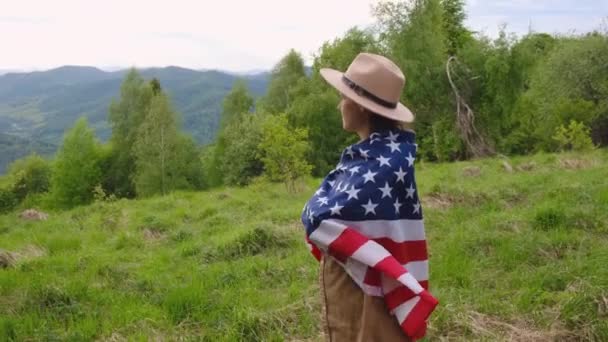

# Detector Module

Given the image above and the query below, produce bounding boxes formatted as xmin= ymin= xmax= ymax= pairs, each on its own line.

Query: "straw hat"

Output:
xmin=320 ymin=52 xmax=414 ymax=123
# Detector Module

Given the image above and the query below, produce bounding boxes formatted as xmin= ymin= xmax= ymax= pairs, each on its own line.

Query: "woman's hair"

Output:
xmin=367 ymin=109 xmax=413 ymax=132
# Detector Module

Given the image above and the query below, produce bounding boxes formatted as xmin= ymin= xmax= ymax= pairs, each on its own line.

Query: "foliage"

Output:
xmin=221 ymin=79 xmax=254 ymax=128
xmin=257 ymin=49 xmax=307 ymax=114
xmin=106 ymin=69 xmax=154 ymax=198
xmin=258 ymin=113 xmax=312 ymax=192
xmin=553 ymin=120 xmax=595 ymax=151
xmin=49 ymin=117 xmax=102 ymax=208
xmin=6 ymin=153 xmax=51 ymax=201
xmin=216 ymin=113 xmax=265 ymax=186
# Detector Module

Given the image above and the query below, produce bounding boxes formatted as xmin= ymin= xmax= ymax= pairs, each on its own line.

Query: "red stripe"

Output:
xmin=373 ymin=238 xmax=428 ymax=264
xmin=305 ymin=236 xmax=322 ymax=262
xmin=373 ymin=255 xmax=407 ymax=280
xmin=400 ymin=291 xmax=439 ymax=340
xmin=384 ymin=280 xmax=429 ymax=311
xmin=328 ymin=227 xmax=368 ymax=263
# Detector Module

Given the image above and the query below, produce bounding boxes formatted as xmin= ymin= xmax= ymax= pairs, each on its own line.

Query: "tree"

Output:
xmin=133 ymin=93 xmax=181 ymax=197
xmin=258 ymin=49 xmax=306 ymax=114
xmin=258 ymin=113 xmax=312 ymax=193
xmin=441 ymin=0 xmax=471 ymax=55
xmin=221 ymin=79 xmax=254 ymax=128
xmin=106 ymin=68 xmax=154 ymax=197
xmin=216 ymin=112 xmax=265 ymax=186
xmin=50 ymin=117 xmax=102 ymax=208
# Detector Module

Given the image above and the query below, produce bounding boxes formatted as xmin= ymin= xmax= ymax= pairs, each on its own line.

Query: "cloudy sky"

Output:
xmin=2 ymin=0 xmax=606 ymax=72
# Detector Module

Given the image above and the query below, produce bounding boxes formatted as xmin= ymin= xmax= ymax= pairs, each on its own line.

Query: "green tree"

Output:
xmin=525 ymin=33 xmax=608 ymax=149
xmin=258 ymin=49 xmax=306 ymax=114
xmin=221 ymin=79 xmax=254 ymax=128
xmin=132 ymin=93 xmax=181 ymax=197
xmin=258 ymin=113 xmax=312 ymax=193
xmin=50 ymin=117 xmax=102 ymax=208
xmin=107 ymin=68 xmax=154 ymax=197
xmin=441 ymin=0 xmax=471 ymax=55
xmin=216 ymin=112 xmax=265 ymax=186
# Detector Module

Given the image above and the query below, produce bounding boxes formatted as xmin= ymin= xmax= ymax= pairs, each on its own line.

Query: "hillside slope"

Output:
xmin=0 ymin=66 xmax=269 ymax=172
xmin=0 ymin=150 xmax=607 ymax=341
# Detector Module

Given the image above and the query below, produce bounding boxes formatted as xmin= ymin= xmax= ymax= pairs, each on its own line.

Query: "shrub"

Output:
xmin=553 ymin=120 xmax=594 ymax=151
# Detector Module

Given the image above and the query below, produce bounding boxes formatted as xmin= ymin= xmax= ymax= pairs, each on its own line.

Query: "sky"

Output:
xmin=1 ymin=0 xmax=606 ymax=72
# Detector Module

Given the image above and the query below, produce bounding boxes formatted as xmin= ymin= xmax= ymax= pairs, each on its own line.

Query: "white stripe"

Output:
xmin=393 ymin=296 xmax=421 ymax=323
xmin=350 ymin=240 xmax=391 ymax=266
xmin=382 ymin=260 xmax=429 ymax=294
xmin=405 ymin=260 xmax=428 ymax=282
xmin=329 ymin=218 xmax=426 ymax=242
xmin=310 ymin=220 xmax=348 ymax=248
xmin=397 ymin=273 xmax=424 ymax=294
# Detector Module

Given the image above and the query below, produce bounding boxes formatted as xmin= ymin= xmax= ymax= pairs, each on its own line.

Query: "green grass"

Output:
xmin=1 ymin=149 xmax=607 ymax=341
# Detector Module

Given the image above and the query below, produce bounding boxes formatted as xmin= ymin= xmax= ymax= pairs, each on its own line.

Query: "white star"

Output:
xmin=377 ymin=155 xmax=392 ymax=167
xmin=413 ymin=202 xmax=421 ymax=214
xmin=339 ymin=182 xmax=349 ymax=192
xmin=314 ymin=188 xmax=324 ymax=196
xmin=394 ymin=167 xmax=407 ymax=183
xmin=370 ymin=132 xmax=381 ymax=139
xmin=406 ymin=183 xmax=416 ymax=199
xmin=406 ymin=153 xmax=416 ymax=167
xmin=348 ymin=166 xmax=361 ymax=176
xmin=362 ymin=169 xmax=377 ymax=183
xmin=393 ymin=198 xmax=402 ymax=214
xmin=346 ymin=186 xmax=361 ymax=200
xmin=329 ymin=202 xmax=344 ymax=216
xmin=308 ymin=208 xmax=315 ymax=223
xmin=346 ymin=146 xmax=355 ymax=159
xmin=386 ymin=131 xmax=399 ymax=141
xmin=378 ymin=182 xmax=393 ymax=198
xmin=387 ymin=141 xmax=401 ymax=153
xmin=362 ymin=199 xmax=378 ymax=216
xmin=316 ymin=197 xmax=329 ymax=206
xmin=370 ymin=137 xmax=382 ymax=144
xmin=328 ymin=180 xmax=336 ymax=187
xmin=359 ymin=149 xmax=370 ymax=160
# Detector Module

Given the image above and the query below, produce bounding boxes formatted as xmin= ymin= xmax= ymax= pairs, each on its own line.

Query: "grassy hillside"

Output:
xmin=1 ymin=150 xmax=607 ymax=341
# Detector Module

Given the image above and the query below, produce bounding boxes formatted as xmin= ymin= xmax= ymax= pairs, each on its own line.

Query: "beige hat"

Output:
xmin=320 ymin=52 xmax=414 ymax=123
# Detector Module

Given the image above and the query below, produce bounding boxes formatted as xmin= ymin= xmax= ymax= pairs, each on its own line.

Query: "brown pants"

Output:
xmin=319 ymin=255 xmax=411 ymax=342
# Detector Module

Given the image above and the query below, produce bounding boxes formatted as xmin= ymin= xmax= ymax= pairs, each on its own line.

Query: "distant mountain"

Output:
xmin=0 ymin=65 xmax=270 ymax=173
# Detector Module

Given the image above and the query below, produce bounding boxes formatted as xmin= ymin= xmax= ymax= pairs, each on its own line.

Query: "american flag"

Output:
xmin=301 ymin=128 xmax=438 ymax=340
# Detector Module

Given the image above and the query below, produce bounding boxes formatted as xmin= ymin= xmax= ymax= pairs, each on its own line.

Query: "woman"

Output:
xmin=301 ymin=53 xmax=438 ymax=341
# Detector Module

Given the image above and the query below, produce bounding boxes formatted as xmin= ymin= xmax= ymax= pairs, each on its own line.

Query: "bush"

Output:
xmin=553 ymin=120 xmax=594 ymax=151
xmin=0 ymin=184 xmax=18 ymax=213
xmin=258 ymin=113 xmax=312 ymax=192
xmin=7 ymin=153 xmax=52 ymax=201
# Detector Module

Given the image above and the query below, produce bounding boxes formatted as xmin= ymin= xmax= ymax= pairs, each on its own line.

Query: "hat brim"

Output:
xmin=320 ymin=68 xmax=415 ymax=123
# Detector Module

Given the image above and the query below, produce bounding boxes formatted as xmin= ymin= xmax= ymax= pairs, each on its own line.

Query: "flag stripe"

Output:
xmin=330 ymin=218 xmax=426 ymax=241
xmin=328 ymin=227 xmax=369 ymax=263
xmin=385 ymin=281 xmax=429 ymax=311
xmin=372 ymin=237 xmax=428 ymax=264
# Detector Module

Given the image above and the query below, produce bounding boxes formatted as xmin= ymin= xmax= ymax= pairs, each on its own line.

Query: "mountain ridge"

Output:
xmin=0 ymin=65 xmax=271 ymax=173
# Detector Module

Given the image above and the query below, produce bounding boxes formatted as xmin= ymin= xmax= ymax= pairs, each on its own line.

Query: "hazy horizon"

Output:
xmin=2 ymin=0 xmax=606 ymax=72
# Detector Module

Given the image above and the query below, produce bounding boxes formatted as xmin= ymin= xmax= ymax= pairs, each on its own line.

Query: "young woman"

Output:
xmin=301 ymin=53 xmax=438 ymax=341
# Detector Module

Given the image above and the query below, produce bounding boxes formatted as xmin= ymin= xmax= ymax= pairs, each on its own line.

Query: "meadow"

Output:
xmin=1 ymin=149 xmax=607 ymax=341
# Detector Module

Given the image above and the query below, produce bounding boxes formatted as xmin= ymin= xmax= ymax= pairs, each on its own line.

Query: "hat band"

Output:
xmin=342 ymin=76 xmax=398 ymax=109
